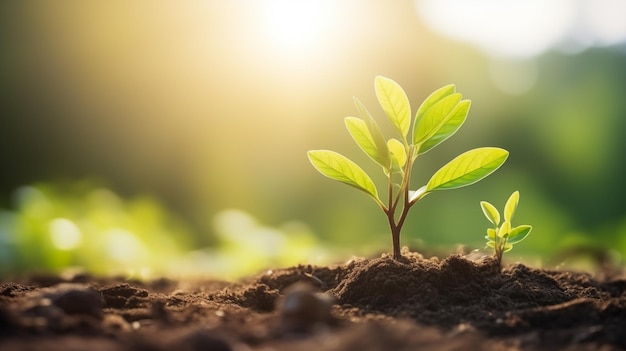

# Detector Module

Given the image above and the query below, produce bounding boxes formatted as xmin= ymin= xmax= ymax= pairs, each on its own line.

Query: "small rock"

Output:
xmin=46 ymin=283 xmax=103 ymax=318
xmin=21 ymin=296 xmax=64 ymax=324
xmin=276 ymin=282 xmax=335 ymax=331
xmin=12 ymin=284 xmax=103 ymax=331
xmin=25 ymin=283 xmax=103 ymax=319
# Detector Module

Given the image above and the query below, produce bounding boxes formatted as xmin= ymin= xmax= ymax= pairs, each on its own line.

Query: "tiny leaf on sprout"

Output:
xmin=504 ymin=190 xmax=519 ymax=223
xmin=507 ymin=225 xmax=532 ymax=245
xmin=498 ymin=221 xmax=511 ymax=238
xmin=486 ymin=228 xmax=497 ymax=240
xmin=480 ymin=201 xmax=500 ymax=226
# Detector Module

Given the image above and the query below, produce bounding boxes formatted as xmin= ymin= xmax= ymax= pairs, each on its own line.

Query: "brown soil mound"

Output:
xmin=1 ymin=251 xmax=625 ymax=350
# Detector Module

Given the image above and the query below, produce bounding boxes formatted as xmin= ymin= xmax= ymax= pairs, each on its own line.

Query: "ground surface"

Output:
xmin=1 ymin=250 xmax=625 ymax=350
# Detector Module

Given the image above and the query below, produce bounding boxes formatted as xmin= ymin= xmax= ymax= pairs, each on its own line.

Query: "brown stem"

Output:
xmin=388 ymin=196 xmax=415 ymax=260
xmin=391 ymin=225 xmax=401 ymax=260
xmin=386 ymin=207 xmax=401 ymax=260
xmin=389 ymin=147 xmax=417 ymax=261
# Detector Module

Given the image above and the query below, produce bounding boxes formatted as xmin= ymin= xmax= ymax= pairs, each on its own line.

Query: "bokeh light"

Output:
xmin=49 ymin=218 xmax=82 ymax=251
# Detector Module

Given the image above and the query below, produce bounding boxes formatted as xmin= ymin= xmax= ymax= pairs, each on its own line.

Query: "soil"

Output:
xmin=1 ymin=250 xmax=625 ymax=351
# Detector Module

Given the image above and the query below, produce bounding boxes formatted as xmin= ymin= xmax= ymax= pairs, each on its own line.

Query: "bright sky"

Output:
xmin=415 ymin=0 xmax=626 ymax=58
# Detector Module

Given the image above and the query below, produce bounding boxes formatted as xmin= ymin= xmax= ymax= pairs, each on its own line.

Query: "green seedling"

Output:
xmin=480 ymin=190 xmax=532 ymax=269
xmin=308 ymin=76 xmax=509 ymax=260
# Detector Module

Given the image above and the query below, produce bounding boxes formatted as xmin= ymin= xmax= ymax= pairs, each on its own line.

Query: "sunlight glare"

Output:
xmin=262 ymin=0 xmax=335 ymax=53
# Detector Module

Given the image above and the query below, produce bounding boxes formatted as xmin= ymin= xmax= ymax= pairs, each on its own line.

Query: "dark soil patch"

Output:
xmin=1 ymin=251 xmax=625 ymax=350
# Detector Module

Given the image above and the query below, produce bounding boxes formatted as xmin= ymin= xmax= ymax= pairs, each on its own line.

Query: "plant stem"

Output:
xmin=388 ymin=200 xmax=414 ymax=260
xmin=387 ymin=147 xmax=417 ymax=260
xmin=391 ymin=223 xmax=401 ymax=259
xmin=386 ymin=175 xmax=401 ymax=259
xmin=494 ymin=233 xmax=506 ymax=271
xmin=495 ymin=248 xmax=503 ymax=271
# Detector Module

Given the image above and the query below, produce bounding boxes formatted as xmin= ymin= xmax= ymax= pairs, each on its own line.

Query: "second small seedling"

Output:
xmin=480 ymin=191 xmax=533 ymax=269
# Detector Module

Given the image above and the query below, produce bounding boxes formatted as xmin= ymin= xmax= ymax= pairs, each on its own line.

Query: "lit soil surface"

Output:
xmin=2 ymin=251 xmax=625 ymax=350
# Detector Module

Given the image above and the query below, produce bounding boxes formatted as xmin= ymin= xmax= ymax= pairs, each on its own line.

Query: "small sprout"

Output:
xmin=480 ymin=191 xmax=532 ymax=270
xmin=308 ymin=77 xmax=509 ymax=260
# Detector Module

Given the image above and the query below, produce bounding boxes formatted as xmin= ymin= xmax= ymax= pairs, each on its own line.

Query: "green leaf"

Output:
xmin=375 ymin=76 xmax=411 ymax=140
xmin=502 ymin=243 xmax=514 ymax=253
xmin=507 ymin=225 xmax=532 ymax=245
xmin=414 ymin=84 xmax=456 ymax=125
xmin=345 ymin=117 xmax=389 ymax=169
xmin=486 ymin=228 xmax=497 ymax=240
xmin=353 ymin=98 xmax=390 ymax=169
xmin=307 ymin=150 xmax=379 ymax=201
xmin=426 ymin=147 xmax=509 ymax=191
xmin=414 ymin=93 xmax=462 ymax=147
xmin=417 ymin=100 xmax=470 ymax=155
xmin=480 ymin=201 xmax=500 ymax=226
xmin=413 ymin=85 xmax=456 ymax=142
xmin=486 ymin=241 xmax=495 ymax=249
xmin=504 ymin=190 xmax=520 ymax=223
xmin=498 ymin=221 xmax=511 ymax=238
xmin=387 ymin=138 xmax=407 ymax=173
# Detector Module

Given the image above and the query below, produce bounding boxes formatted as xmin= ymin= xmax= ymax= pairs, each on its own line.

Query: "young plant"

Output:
xmin=480 ymin=191 xmax=532 ymax=269
xmin=307 ymin=76 xmax=509 ymax=260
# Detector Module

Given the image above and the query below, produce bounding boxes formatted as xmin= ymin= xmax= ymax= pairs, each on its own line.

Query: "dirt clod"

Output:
xmin=41 ymin=283 xmax=103 ymax=318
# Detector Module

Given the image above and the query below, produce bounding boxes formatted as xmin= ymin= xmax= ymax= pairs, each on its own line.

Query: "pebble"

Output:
xmin=276 ymin=282 xmax=335 ymax=331
xmin=45 ymin=283 xmax=103 ymax=318
xmin=11 ymin=283 xmax=104 ymax=330
xmin=24 ymin=283 xmax=103 ymax=319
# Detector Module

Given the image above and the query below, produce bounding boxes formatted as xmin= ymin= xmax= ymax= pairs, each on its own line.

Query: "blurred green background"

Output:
xmin=1 ymin=0 xmax=625 ymax=279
